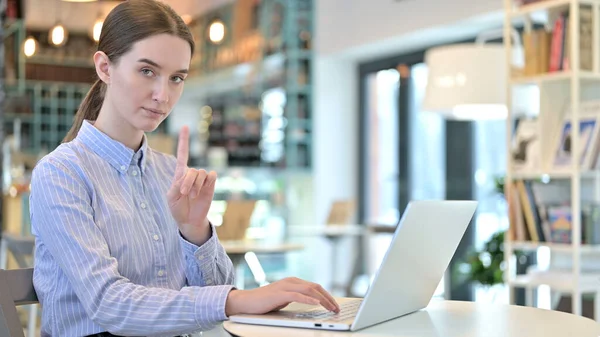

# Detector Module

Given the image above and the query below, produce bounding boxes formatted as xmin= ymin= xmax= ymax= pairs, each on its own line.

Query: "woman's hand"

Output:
xmin=167 ymin=126 xmax=216 ymax=246
xmin=225 ymin=277 xmax=340 ymax=316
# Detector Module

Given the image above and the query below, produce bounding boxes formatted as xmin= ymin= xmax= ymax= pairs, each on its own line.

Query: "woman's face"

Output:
xmin=104 ymin=33 xmax=191 ymax=133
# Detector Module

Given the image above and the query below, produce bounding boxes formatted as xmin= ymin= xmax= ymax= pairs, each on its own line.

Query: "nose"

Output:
xmin=152 ymin=79 xmax=169 ymax=104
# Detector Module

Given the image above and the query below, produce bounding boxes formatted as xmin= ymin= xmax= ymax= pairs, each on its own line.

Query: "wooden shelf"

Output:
xmin=510 ymin=0 xmax=599 ymax=18
xmin=510 ymin=170 xmax=600 ymax=179
xmin=511 ymin=241 xmax=600 ymax=253
xmin=3 ymin=113 xmax=34 ymax=122
xmin=511 ymin=71 xmax=600 ymax=85
xmin=3 ymin=81 xmax=92 ymax=154
xmin=509 ymin=270 xmax=600 ymax=292
xmin=26 ymin=55 xmax=94 ymax=68
xmin=504 ymin=0 xmax=600 ymax=318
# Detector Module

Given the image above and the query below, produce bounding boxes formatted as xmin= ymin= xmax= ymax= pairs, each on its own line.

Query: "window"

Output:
xmin=360 ymin=54 xmax=511 ymax=302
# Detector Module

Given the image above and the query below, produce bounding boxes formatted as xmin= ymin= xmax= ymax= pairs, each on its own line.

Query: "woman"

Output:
xmin=29 ymin=1 xmax=339 ymax=336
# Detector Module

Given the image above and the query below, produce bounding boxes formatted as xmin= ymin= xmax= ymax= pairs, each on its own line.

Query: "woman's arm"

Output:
xmin=167 ymin=127 xmax=235 ymax=287
xmin=30 ymin=157 xmax=234 ymax=336
xmin=179 ymin=226 xmax=235 ymax=287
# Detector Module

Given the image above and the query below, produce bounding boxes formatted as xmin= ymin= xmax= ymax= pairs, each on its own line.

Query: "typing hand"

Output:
xmin=225 ymin=277 xmax=340 ymax=316
xmin=167 ymin=126 xmax=216 ymax=246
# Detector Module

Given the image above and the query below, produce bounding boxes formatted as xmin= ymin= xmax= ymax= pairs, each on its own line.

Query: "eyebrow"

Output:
xmin=137 ymin=58 xmax=188 ymax=74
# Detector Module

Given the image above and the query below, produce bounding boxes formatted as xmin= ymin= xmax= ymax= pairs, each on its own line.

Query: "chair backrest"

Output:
xmin=326 ymin=200 xmax=356 ymax=226
xmin=0 ymin=268 xmax=37 ymax=337
xmin=0 ymin=233 xmax=35 ymax=269
xmin=216 ymin=200 xmax=257 ymax=241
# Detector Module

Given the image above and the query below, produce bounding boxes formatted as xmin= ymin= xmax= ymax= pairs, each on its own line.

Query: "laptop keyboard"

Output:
xmin=294 ymin=299 xmax=363 ymax=322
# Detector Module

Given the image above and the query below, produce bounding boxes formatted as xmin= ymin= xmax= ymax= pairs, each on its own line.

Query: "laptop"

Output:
xmin=228 ymin=200 xmax=477 ymax=331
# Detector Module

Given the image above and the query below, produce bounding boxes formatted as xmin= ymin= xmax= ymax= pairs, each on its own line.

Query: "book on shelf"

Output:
xmin=549 ymin=11 xmax=567 ymax=72
xmin=512 ymin=118 xmax=542 ymax=174
xmin=552 ymin=111 xmax=600 ymax=171
xmin=515 ymin=0 xmax=548 ymax=5
xmin=550 ymin=6 xmax=593 ymax=73
xmin=523 ymin=28 xmax=551 ymax=76
xmin=517 ymin=4 xmax=594 ymax=76
xmin=512 ymin=101 xmax=600 ymax=174
xmin=4 ymin=0 xmax=23 ymax=20
xmin=507 ymin=178 xmax=600 ymax=245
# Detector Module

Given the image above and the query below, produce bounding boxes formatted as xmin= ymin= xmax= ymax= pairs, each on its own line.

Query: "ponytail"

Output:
xmin=62 ymin=79 xmax=106 ymax=143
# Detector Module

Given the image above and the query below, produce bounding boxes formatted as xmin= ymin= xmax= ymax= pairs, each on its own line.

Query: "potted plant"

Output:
xmin=452 ymin=175 xmax=529 ymax=302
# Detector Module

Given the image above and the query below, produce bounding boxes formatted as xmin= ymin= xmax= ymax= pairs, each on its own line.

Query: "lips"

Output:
xmin=143 ymin=107 xmax=166 ymax=115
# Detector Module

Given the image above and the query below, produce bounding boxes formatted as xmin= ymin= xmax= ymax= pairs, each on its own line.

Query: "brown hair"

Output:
xmin=62 ymin=0 xmax=195 ymax=142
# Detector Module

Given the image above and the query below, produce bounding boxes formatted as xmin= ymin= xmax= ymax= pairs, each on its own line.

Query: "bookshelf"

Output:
xmin=510 ymin=70 xmax=600 ymax=84
xmin=504 ymin=0 xmax=600 ymax=319
xmin=510 ymin=0 xmax=599 ymax=16
xmin=2 ymin=0 xmax=313 ymax=169
xmin=3 ymin=80 xmax=91 ymax=156
xmin=186 ymin=0 xmax=313 ymax=169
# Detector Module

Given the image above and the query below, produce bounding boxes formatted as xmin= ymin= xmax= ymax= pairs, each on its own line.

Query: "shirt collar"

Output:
xmin=76 ymin=120 xmax=150 ymax=173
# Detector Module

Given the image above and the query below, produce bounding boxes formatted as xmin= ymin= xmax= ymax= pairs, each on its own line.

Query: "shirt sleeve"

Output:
xmin=30 ymin=157 xmax=235 ymax=336
xmin=179 ymin=225 xmax=236 ymax=287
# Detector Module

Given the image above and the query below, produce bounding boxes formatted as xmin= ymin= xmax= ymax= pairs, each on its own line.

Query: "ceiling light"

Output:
xmin=92 ymin=18 xmax=103 ymax=42
xmin=208 ymin=20 xmax=225 ymax=44
xmin=422 ymin=30 xmax=536 ymax=120
xmin=423 ymin=43 xmax=510 ymax=120
xmin=49 ymin=24 xmax=68 ymax=46
xmin=23 ymin=37 xmax=37 ymax=57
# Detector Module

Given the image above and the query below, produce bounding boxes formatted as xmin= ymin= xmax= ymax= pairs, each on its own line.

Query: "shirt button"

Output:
xmin=206 ymin=279 xmax=213 ymax=285
xmin=158 ymin=270 xmax=165 ymax=277
xmin=132 ymin=170 xmax=138 ymax=176
xmin=153 ymin=234 xmax=159 ymax=241
xmin=120 ymin=165 xmax=127 ymax=171
xmin=140 ymin=202 xmax=147 ymax=209
xmin=198 ymin=255 xmax=204 ymax=260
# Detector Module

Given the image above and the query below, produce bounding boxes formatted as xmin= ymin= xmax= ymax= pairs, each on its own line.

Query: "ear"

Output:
xmin=93 ymin=51 xmax=111 ymax=84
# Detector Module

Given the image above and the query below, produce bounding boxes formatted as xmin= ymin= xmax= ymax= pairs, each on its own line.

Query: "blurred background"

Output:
xmin=2 ymin=0 xmax=600 ymax=334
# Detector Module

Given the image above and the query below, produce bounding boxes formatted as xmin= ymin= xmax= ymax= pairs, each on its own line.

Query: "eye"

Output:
xmin=141 ymin=68 xmax=155 ymax=77
xmin=171 ymin=75 xmax=185 ymax=84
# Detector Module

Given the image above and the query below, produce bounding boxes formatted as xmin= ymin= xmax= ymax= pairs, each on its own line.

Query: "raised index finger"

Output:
xmin=176 ymin=126 xmax=189 ymax=176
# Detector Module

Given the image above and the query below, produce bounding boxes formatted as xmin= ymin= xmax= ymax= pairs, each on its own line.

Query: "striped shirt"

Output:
xmin=29 ymin=120 xmax=235 ymax=337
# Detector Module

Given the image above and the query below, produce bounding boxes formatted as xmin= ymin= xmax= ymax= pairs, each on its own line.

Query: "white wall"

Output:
xmin=311 ymin=0 xmax=506 ymax=227
xmin=312 ymin=57 xmax=358 ymax=224
xmin=316 ymin=0 xmax=504 ymax=59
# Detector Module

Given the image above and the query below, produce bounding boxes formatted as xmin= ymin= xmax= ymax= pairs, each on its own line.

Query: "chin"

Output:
xmin=136 ymin=119 xmax=164 ymax=133
xmin=132 ymin=109 xmax=169 ymax=133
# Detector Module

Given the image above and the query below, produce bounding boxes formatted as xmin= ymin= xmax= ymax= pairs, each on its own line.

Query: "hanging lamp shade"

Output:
xmin=422 ymin=40 xmax=532 ymax=120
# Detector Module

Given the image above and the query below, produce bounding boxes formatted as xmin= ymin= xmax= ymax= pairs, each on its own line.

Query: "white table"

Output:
xmin=222 ymin=241 xmax=304 ymax=255
xmin=221 ymin=241 xmax=304 ymax=289
xmin=207 ymin=300 xmax=600 ymax=337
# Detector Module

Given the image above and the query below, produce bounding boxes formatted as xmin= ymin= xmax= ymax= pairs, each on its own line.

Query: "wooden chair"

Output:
xmin=216 ymin=200 xmax=257 ymax=241
xmin=0 ymin=268 xmax=38 ymax=337
xmin=0 ymin=233 xmax=37 ymax=337
xmin=323 ymin=200 xmax=365 ymax=296
xmin=0 ymin=233 xmax=35 ymax=270
xmin=326 ymin=200 xmax=356 ymax=226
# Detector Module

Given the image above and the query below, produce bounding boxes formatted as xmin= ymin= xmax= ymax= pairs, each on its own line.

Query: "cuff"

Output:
xmin=180 ymin=224 xmax=221 ymax=286
xmin=194 ymin=284 xmax=236 ymax=324
xmin=179 ymin=224 xmax=219 ymax=260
